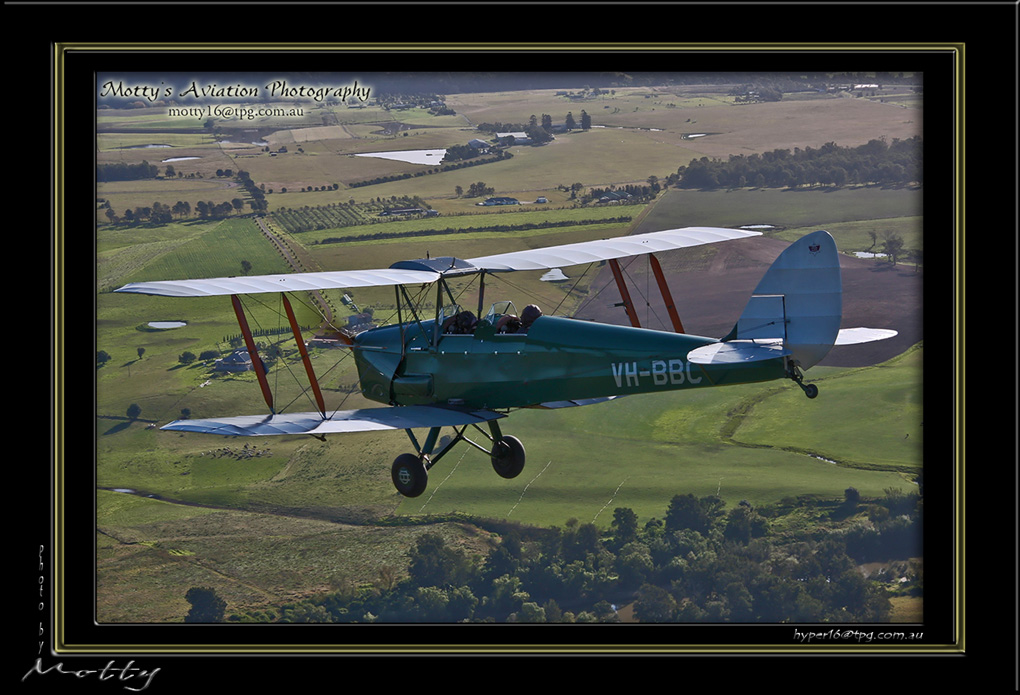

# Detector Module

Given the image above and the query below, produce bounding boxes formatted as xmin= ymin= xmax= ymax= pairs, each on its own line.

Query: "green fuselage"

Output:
xmin=354 ymin=314 xmax=786 ymax=411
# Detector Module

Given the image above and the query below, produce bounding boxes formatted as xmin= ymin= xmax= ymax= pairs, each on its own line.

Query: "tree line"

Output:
xmin=97 ymin=160 xmax=161 ymax=182
xmin=672 ymin=137 xmax=921 ymax=190
xmin=221 ymin=488 xmax=920 ymax=624
xmin=318 ymin=216 xmax=633 ymax=246
xmin=100 ymin=167 xmax=268 ymax=225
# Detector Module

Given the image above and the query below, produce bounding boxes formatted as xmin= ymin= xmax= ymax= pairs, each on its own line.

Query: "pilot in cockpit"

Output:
xmin=494 ymin=304 xmax=542 ymax=334
xmin=444 ymin=310 xmax=479 ymax=334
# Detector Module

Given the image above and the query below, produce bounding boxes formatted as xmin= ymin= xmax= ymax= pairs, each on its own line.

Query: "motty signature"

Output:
xmin=23 ymin=658 xmax=160 ymax=692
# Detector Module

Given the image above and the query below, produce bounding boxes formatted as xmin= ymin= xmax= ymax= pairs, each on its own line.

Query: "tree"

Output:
xmin=611 ymin=507 xmax=639 ymax=547
xmin=126 ymin=403 xmax=141 ymax=420
xmin=241 ymin=260 xmax=252 ymax=275
xmin=136 ymin=347 xmax=145 ymax=360
xmin=580 ymin=110 xmax=591 ymax=130
xmin=510 ymin=601 xmax=546 ymax=623
xmin=665 ymin=493 xmax=719 ymax=534
xmin=633 ymin=583 xmax=676 ymax=622
xmin=97 ymin=350 xmax=112 ymax=367
xmin=179 ymin=351 xmax=197 ymax=365
xmin=184 ymin=587 xmax=227 ymax=622
xmin=881 ymin=233 xmax=905 ymax=265
xmin=406 ymin=532 xmax=470 ymax=588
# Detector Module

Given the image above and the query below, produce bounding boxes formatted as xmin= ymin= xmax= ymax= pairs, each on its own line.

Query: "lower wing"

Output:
xmin=160 ymin=405 xmax=504 ymax=437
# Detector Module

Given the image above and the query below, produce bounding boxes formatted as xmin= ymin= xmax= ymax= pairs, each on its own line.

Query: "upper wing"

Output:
xmin=114 ymin=226 xmax=757 ymax=297
xmin=466 ymin=227 xmax=760 ymax=271
xmin=114 ymin=267 xmax=440 ymax=298
xmin=160 ymin=405 xmax=504 ymax=437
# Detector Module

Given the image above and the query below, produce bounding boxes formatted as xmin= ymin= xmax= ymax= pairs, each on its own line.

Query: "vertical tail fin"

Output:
xmin=727 ymin=230 xmax=842 ymax=370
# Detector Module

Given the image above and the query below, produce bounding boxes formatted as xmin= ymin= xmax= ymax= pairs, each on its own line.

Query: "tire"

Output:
xmin=491 ymin=435 xmax=526 ymax=479
xmin=391 ymin=454 xmax=428 ymax=497
xmin=804 ymin=384 xmax=819 ymax=399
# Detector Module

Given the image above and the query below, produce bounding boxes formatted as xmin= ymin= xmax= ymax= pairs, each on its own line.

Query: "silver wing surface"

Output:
xmin=160 ymin=405 xmax=504 ymax=437
xmin=466 ymin=227 xmax=760 ymax=272
xmin=114 ymin=227 xmax=758 ymax=296
xmin=115 ymin=268 xmax=440 ymax=298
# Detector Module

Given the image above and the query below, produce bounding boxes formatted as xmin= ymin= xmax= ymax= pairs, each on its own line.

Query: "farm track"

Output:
xmin=255 ymin=216 xmax=334 ymax=324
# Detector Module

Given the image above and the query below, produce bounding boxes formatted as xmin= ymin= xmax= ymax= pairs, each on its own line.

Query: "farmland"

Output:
xmin=92 ymin=74 xmax=925 ymax=624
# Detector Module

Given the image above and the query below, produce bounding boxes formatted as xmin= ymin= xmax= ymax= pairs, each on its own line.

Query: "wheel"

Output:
xmin=491 ymin=435 xmax=526 ymax=479
xmin=803 ymin=384 xmax=819 ymax=399
xmin=391 ymin=454 xmax=428 ymax=497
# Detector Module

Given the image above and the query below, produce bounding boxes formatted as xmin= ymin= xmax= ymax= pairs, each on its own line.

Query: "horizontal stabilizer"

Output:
xmin=687 ymin=340 xmax=791 ymax=365
xmin=834 ymin=327 xmax=899 ymax=345
xmin=160 ymin=405 xmax=504 ymax=437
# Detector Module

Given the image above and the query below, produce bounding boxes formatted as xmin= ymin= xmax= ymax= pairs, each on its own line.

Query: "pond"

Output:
xmin=354 ymin=149 xmax=447 ymax=165
xmin=148 ymin=321 xmax=187 ymax=329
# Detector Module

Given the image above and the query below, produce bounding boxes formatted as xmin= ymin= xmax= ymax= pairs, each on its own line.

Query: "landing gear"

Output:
xmin=390 ymin=420 xmax=526 ymax=496
xmin=391 ymin=453 xmax=428 ymax=498
xmin=491 ymin=435 xmax=526 ymax=479
xmin=786 ymin=360 xmax=819 ymax=399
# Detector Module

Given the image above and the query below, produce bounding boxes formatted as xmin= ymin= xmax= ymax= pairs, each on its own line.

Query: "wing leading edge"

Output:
xmin=466 ymin=226 xmax=761 ymax=272
xmin=159 ymin=405 xmax=504 ymax=437
xmin=114 ymin=227 xmax=758 ymax=297
xmin=114 ymin=267 xmax=440 ymax=298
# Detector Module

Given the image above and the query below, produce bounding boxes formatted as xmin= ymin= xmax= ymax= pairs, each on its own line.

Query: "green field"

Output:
xmin=92 ymin=77 xmax=925 ymax=622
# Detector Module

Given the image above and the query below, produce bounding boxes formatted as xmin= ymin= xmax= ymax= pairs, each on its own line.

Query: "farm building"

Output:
xmin=214 ymin=350 xmax=253 ymax=373
xmin=495 ymin=132 xmax=532 ymax=145
xmin=347 ymin=313 xmax=374 ymax=328
xmin=598 ymin=191 xmax=633 ymax=203
xmin=478 ymin=196 xmax=520 ymax=206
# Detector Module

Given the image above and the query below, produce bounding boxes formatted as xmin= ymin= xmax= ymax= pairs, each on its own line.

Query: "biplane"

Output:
xmin=116 ymin=227 xmax=896 ymax=497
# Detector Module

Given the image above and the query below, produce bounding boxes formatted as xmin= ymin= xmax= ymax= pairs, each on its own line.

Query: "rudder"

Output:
xmin=726 ymin=230 xmax=841 ymax=370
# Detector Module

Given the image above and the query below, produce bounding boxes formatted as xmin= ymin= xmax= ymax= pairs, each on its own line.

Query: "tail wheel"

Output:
xmin=491 ymin=435 xmax=526 ymax=479
xmin=391 ymin=454 xmax=428 ymax=497
xmin=786 ymin=359 xmax=819 ymax=399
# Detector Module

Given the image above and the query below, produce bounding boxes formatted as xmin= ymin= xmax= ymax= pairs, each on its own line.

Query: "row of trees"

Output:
xmin=221 ymin=489 xmax=919 ymax=624
xmin=97 ymin=160 xmax=161 ymax=182
xmin=673 ymin=137 xmax=922 ymax=190
xmin=102 ymin=199 xmax=245 ymax=225
xmin=584 ymin=181 xmax=661 ymax=204
xmin=100 ymin=168 xmax=268 ymax=225
xmin=318 ymin=216 xmax=633 ymax=246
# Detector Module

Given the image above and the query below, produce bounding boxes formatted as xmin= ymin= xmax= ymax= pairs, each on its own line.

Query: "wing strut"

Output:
xmin=609 ymin=254 xmax=686 ymax=333
xmin=649 ymin=254 xmax=685 ymax=333
xmin=231 ymin=294 xmax=275 ymax=414
xmin=281 ymin=293 xmax=326 ymax=418
xmin=608 ymin=258 xmax=641 ymax=328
